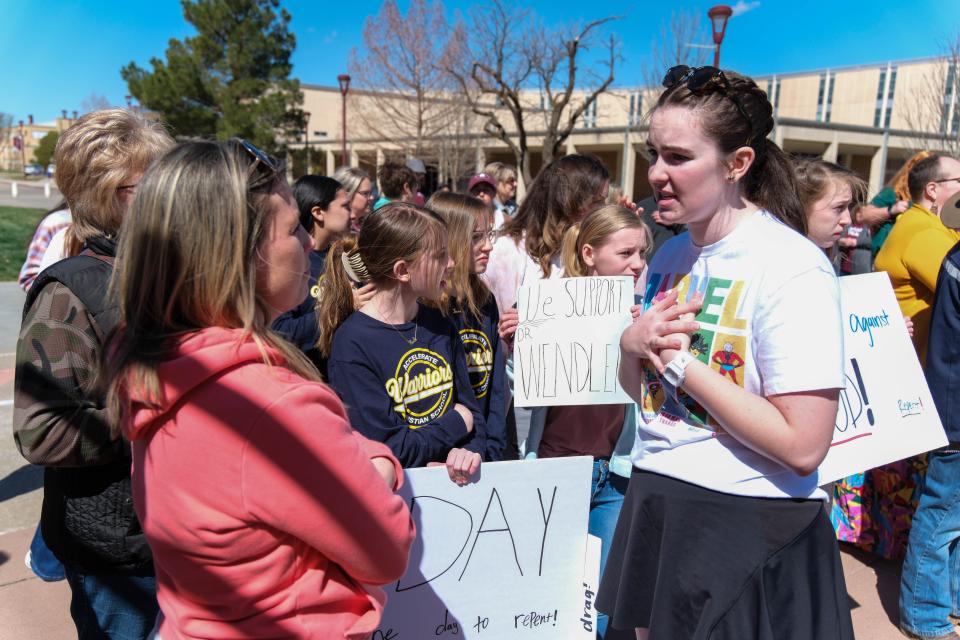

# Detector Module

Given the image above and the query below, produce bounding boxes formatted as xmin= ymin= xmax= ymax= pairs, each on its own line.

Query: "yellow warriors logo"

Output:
xmin=385 ymin=348 xmax=455 ymax=427
xmin=459 ymin=328 xmax=493 ymax=399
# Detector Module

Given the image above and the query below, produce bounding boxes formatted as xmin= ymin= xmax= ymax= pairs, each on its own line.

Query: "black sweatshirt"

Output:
xmin=328 ymin=304 xmax=486 ymax=467
xmin=449 ymin=297 xmax=507 ymax=461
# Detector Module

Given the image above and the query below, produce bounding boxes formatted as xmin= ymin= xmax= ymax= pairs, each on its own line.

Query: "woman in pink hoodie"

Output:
xmin=103 ymin=140 xmax=415 ymax=639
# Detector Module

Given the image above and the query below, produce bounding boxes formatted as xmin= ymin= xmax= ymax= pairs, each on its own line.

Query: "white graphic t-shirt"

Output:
xmin=631 ymin=211 xmax=844 ymax=499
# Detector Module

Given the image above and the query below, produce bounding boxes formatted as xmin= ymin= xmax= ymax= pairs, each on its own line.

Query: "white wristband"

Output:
xmin=663 ymin=350 xmax=695 ymax=389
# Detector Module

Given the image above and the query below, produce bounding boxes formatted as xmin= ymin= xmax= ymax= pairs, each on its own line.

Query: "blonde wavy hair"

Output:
xmin=54 ymin=108 xmax=173 ymax=244
xmin=104 ymin=141 xmax=320 ymax=424
xmin=562 ymin=205 xmax=652 ymax=277
xmin=426 ymin=192 xmax=493 ymax=320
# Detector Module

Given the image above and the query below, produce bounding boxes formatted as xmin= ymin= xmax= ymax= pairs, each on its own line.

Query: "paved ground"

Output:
xmin=0 ymin=280 xmax=949 ymax=639
xmin=0 ymin=178 xmax=61 ymax=209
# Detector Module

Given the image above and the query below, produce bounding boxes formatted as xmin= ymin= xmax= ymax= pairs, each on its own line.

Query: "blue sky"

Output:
xmin=4 ymin=0 xmax=960 ymax=124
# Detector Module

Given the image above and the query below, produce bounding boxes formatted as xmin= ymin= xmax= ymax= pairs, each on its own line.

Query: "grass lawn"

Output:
xmin=0 ymin=206 xmax=46 ymax=282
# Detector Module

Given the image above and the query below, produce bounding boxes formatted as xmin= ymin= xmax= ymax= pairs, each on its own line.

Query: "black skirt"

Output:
xmin=597 ymin=469 xmax=854 ymax=640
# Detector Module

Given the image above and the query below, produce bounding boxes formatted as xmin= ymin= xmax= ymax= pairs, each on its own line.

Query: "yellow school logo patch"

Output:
xmin=459 ymin=328 xmax=493 ymax=399
xmin=385 ymin=348 xmax=454 ymax=427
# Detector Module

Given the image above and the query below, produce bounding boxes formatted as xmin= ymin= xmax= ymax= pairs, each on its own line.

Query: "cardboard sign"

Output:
xmin=513 ymin=276 xmax=634 ymax=407
xmin=819 ymin=272 xmax=948 ymax=483
xmin=375 ymin=457 xmax=593 ymax=640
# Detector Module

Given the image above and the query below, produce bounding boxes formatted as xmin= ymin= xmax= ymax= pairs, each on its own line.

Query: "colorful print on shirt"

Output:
xmin=386 ymin=348 xmax=455 ymax=427
xmin=458 ymin=327 xmax=494 ymax=399
xmin=640 ymin=271 xmax=749 ymax=433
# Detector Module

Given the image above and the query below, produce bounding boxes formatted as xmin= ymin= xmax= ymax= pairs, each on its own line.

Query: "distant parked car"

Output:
xmin=24 ymin=163 xmax=44 ymax=176
xmin=46 ymin=164 xmax=55 ymax=177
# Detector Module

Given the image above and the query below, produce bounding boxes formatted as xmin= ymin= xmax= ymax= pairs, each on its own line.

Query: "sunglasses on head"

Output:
xmin=234 ymin=138 xmax=281 ymax=189
xmin=662 ymin=65 xmax=754 ymax=138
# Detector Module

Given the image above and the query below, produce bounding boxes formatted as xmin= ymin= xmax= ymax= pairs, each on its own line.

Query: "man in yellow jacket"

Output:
xmin=875 ymin=153 xmax=960 ymax=365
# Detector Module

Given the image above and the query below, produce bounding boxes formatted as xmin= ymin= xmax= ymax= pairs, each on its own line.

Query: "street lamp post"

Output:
xmin=707 ymin=5 xmax=733 ymax=68
xmin=337 ymin=74 xmax=351 ymax=167
xmin=303 ymin=111 xmax=311 ymax=174
xmin=18 ymin=120 xmax=26 ymax=175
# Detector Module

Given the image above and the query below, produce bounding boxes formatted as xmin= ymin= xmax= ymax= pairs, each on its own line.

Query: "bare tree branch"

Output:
xmin=444 ymin=0 xmax=620 ymax=186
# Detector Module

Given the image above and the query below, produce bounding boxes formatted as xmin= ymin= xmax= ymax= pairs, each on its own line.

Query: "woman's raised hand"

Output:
xmin=621 ymin=289 xmax=701 ymax=373
xmin=352 ymin=282 xmax=377 ymax=310
xmin=498 ymin=307 xmax=519 ymax=350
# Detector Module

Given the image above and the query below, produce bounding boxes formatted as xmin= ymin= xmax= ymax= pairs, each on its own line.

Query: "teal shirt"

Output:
xmin=870 ymin=187 xmax=899 ymax=259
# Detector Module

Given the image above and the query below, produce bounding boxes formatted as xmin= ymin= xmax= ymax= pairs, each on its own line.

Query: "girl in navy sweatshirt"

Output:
xmin=320 ymin=202 xmax=486 ymax=485
xmin=426 ymin=192 xmax=508 ymax=462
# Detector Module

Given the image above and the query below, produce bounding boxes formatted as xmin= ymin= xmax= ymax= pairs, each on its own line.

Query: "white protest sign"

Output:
xmin=818 ymin=272 xmax=948 ymax=483
xmin=375 ymin=457 xmax=593 ymax=640
xmin=514 ymin=276 xmax=634 ymax=407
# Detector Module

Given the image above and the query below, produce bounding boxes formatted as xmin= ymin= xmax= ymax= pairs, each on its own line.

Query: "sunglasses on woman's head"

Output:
xmin=234 ymin=138 xmax=281 ymax=190
xmin=662 ymin=65 xmax=754 ymax=137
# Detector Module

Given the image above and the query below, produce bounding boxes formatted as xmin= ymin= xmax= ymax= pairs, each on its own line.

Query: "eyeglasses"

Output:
xmin=356 ymin=189 xmax=374 ymax=199
xmin=933 ymin=176 xmax=960 ymax=184
xmin=234 ymin=138 xmax=281 ymax=190
xmin=472 ymin=229 xmax=496 ymax=245
xmin=662 ymin=65 xmax=754 ymax=137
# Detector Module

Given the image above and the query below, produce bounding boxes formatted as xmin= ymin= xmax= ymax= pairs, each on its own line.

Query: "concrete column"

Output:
xmin=11 ymin=181 xmax=17 ymax=197
xmin=565 ymin=140 xmax=577 ymax=155
xmin=325 ymin=148 xmax=335 ymax=176
xmin=350 ymin=149 xmax=360 ymax=168
xmin=869 ymin=140 xmax=887 ymax=196
xmin=771 ymin=122 xmax=784 ymax=149
xmin=621 ymin=134 xmax=636 ymax=201
xmin=822 ymin=138 xmax=839 ymax=163
xmin=474 ymin=143 xmax=485 ymax=173
xmin=376 ymin=147 xmax=385 ymax=188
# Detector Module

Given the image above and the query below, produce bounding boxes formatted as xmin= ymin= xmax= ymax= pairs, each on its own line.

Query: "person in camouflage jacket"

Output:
xmin=12 ymin=109 xmax=172 ymax=640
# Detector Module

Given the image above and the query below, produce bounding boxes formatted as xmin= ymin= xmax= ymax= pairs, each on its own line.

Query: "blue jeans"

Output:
xmin=900 ymin=450 xmax=960 ymax=638
xmin=589 ymin=459 xmax=629 ymax=640
xmin=28 ymin=523 xmax=65 ymax=581
xmin=64 ymin=568 xmax=159 ymax=640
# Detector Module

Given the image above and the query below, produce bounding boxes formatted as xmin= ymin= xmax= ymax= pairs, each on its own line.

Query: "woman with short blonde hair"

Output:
xmin=55 ymin=108 xmax=171 ymax=243
xmin=333 ymin=165 xmax=375 ymax=232
xmin=13 ymin=108 xmax=174 ymax=639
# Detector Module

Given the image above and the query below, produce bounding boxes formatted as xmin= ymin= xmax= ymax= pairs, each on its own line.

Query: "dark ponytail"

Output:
xmin=656 ymin=70 xmax=806 ymax=235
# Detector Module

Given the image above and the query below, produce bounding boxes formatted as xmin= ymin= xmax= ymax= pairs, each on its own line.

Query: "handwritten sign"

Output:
xmin=818 ymin=272 xmax=948 ymax=483
xmin=376 ymin=457 xmax=593 ymax=640
xmin=514 ymin=276 xmax=634 ymax=407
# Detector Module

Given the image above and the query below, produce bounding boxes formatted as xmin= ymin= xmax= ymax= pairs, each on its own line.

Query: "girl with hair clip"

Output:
xmin=597 ymin=67 xmax=854 ymax=639
xmin=525 ymin=204 xmax=651 ymax=640
xmin=272 ymin=175 xmax=375 ymax=373
xmin=104 ymin=140 xmax=414 ymax=638
xmin=426 ymin=192 xmax=508 ymax=462
xmin=320 ymin=202 xmax=487 ymax=485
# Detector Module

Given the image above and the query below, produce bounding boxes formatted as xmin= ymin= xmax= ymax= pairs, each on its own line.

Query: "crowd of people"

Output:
xmin=11 ymin=63 xmax=960 ymax=640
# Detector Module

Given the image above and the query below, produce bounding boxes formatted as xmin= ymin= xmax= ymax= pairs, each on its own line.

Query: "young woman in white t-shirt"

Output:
xmin=596 ymin=67 xmax=854 ymax=639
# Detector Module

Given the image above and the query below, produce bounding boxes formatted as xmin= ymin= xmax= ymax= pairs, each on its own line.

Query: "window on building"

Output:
xmin=816 ymin=72 xmax=834 ymax=122
xmin=885 ymin=66 xmax=897 ymax=128
xmin=628 ymin=92 xmax=642 ymax=126
xmin=816 ymin=73 xmax=827 ymax=122
xmin=941 ymin=65 xmax=955 ymax=132
xmin=766 ymin=77 xmax=781 ymax=114
xmin=582 ymin=100 xmax=598 ymax=129
xmin=874 ymin=65 xmax=897 ymax=129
